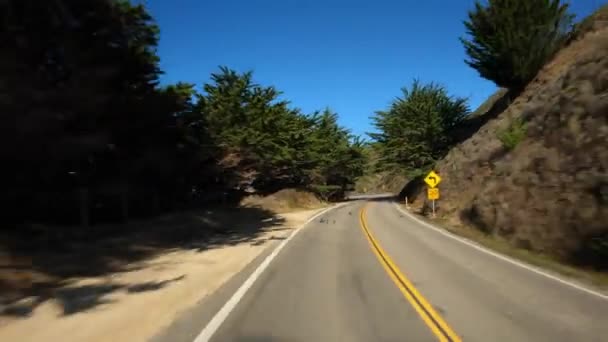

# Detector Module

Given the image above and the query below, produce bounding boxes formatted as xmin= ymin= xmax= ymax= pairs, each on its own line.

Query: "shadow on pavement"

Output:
xmin=126 ymin=275 xmax=186 ymax=294
xmin=55 ymin=283 xmax=124 ymax=315
xmin=0 ymin=206 xmax=284 ymax=318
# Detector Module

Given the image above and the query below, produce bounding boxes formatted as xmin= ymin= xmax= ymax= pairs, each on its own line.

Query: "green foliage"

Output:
xmin=461 ymin=0 xmax=574 ymax=90
xmin=369 ymin=80 xmax=469 ymax=174
xmin=306 ymin=110 xmax=366 ymax=200
xmin=3 ymin=1 xmax=366 ymax=225
xmin=194 ymin=69 xmax=365 ymax=198
xmin=1 ymin=0 xmax=364 ymax=225
xmin=2 ymin=0 xmax=175 ymax=221
xmin=498 ymin=118 xmax=527 ymax=150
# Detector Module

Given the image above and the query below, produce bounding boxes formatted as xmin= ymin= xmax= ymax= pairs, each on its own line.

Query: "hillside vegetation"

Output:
xmin=366 ymin=1 xmax=608 ymax=269
xmin=451 ymin=21 xmax=608 ymax=266
xmin=2 ymin=1 xmax=365 ymax=229
xmin=4 ymin=0 xmax=607 ymax=276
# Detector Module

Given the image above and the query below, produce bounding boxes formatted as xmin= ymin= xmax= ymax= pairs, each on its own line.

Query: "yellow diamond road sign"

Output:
xmin=424 ymin=171 xmax=441 ymax=188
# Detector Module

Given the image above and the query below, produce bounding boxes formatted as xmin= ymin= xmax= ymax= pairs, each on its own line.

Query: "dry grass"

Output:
xmin=240 ymin=189 xmax=326 ymax=213
xmin=571 ymin=4 xmax=608 ymax=41
xmin=401 ymin=204 xmax=608 ymax=289
xmin=427 ymin=7 xmax=608 ymax=272
xmin=468 ymin=88 xmax=510 ymax=119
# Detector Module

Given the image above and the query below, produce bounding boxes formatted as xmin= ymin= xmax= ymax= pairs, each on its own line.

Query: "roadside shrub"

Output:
xmin=461 ymin=0 xmax=573 ymax=91
xmin=498 ymin=119 xmax=527 ymax=150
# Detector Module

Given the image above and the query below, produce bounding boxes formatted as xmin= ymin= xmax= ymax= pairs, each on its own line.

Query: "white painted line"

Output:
xmin=193 ymin=202 xmax=349 ymax=342
xmin=392 ymin=203 xmax=608 ymax=301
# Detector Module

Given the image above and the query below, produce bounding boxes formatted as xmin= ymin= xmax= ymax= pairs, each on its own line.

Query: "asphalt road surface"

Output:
xmin=156 ymin=199 xmax=608 ymax=342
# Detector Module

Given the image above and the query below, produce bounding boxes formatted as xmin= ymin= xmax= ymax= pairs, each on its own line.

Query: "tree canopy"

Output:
xmin=460 ymin=0 xmax=573 ymax=90
xmin=194 ymin=68 xmax=365 ymax=200
xmin=9 ymin=0 xmax=582 ymax=224
xmin=369 ymin=80 xmax=469 ymax=176
xmin=3 ymin=1 xmax=365 ymax=225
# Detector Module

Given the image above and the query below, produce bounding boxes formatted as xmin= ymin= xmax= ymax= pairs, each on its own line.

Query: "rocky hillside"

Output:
xmin=413 ymin=9 xmax=608 ymax=267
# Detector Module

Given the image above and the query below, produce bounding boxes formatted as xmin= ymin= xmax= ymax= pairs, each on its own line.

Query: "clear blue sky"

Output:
xmin=145 ymin=0 xmax=601 ymax=137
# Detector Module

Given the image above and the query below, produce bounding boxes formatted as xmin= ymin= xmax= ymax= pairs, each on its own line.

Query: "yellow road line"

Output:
xmin=359 ymin=204 xmax=462 ymax=342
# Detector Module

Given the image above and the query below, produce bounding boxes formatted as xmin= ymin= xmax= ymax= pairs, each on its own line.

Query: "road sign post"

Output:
xmin=427 ymin=187 xmax=440 ymax=217
xmin=424 ymin=171 xmax=441 ymax=218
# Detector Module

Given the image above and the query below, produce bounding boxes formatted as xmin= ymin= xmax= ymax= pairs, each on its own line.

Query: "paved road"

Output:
xmin=158 ymin=199 xmax=608 ymax=342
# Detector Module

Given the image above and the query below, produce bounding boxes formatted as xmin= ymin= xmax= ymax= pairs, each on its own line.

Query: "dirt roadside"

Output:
xmin=0 ymin=208 xmax=325 ymax=342
xmin=399 ymin=202 xmax=608 ymax=289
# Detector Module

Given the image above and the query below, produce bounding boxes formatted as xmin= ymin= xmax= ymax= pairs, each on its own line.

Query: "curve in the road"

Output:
xmin=360 ymin=204 xmax=462 ymax=342
xmin=193 ymin=203 xmax=348 ymax=342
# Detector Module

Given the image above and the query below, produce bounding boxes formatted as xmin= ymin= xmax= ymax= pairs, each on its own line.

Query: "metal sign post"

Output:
xmin=425 ymin=171 xmax=441 ymax=219
xmin=427 ymin=187 xmax=439 ymax=217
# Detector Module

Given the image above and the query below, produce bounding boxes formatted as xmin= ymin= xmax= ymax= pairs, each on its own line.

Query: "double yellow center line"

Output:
xmin=359 ymin=204 xmax=462 ymax=342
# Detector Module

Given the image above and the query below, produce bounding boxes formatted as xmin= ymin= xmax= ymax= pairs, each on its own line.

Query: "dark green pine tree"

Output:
xmin=306 ymin=109 xmax=365 ymax=200
xmin=195 ymin=69 xmax=366 ymax=197
xmin=460 ymin=0 xmax=573 ymax=90
xmin=1 ymin=0 xmax=204 ymax=222
xmin=370 ymin=80 xmax=469 ymax=176
xmin=195 ymin=67 xmax=304 ymax=191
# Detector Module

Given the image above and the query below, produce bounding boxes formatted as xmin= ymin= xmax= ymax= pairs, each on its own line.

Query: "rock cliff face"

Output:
xmin=425 ymin=13 xmax=608 ymax=265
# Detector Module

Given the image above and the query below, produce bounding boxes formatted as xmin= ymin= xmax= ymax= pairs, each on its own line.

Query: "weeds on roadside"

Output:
xmin=498 ymin=118 xmax=527 ymax=150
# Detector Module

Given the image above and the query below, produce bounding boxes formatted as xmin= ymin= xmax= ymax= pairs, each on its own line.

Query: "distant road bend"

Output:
xmin=165 ymin=196 xmax=608 ymax=342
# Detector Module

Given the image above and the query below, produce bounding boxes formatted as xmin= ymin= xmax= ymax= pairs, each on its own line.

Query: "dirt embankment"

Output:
xmin=410 ymin=12 xmax=608 ymax=267
xmin=240 ymin=188 xmax=325 ymax=213
xmin=0 ymin=190 xmax=326 ymax=341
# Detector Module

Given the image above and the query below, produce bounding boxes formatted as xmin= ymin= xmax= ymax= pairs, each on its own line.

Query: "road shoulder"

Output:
xmin=393 ymin=202 xmax=608 ymax=296
xmin=0 ymin=208 xmax=326 ymax=342
xmin=152 ymin=204 xmax=346 ymax=342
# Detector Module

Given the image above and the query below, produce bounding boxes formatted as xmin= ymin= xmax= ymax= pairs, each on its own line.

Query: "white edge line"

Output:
xmin=193 ymin=202 xmax=349 ymax=342
xmin=392 ymin=202 xmax=608 ymax=301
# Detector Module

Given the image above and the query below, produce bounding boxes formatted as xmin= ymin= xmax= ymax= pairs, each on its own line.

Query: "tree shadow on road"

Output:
xmin=55 ymin=283 xmax=124 ymax=315
xmin=0 ymin=205 xmax=284 ymax=318
xmin=1 ymin=275 xmax=187 ymax=317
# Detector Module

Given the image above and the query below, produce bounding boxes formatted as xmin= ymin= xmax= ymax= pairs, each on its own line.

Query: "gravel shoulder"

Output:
xmin=0 ymin=208 xmax=324 ymax=342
